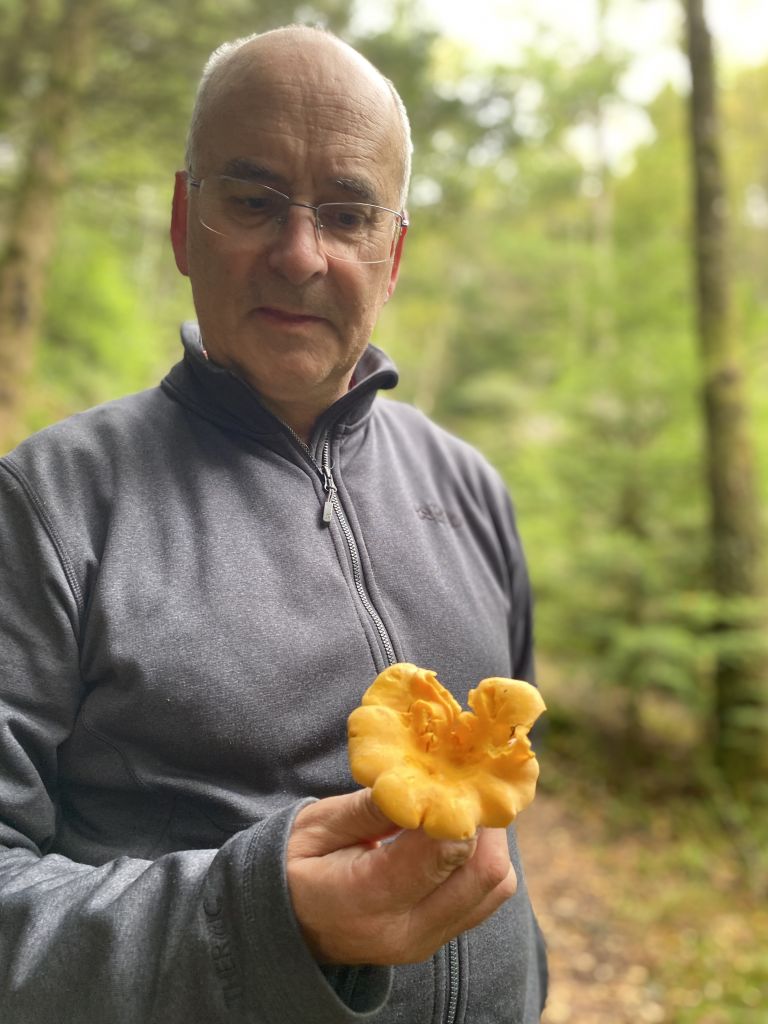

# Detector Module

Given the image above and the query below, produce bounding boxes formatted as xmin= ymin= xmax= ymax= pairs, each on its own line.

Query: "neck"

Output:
xmin=264 ymin=401 xmax=316 ymax=444
xmin=258 ymin=387 xmax=350 ymax=445
xmin=256 ymin=370 xmax=359 ymax=445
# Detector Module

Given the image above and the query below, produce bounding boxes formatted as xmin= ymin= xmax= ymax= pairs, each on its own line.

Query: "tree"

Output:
xmin=0 ymin=0 xmax=100 ymax=445
xmin=0 ymin=0 xmax=356 ymax=449
xmin=683 ymin=0 xmax=768 ymax=788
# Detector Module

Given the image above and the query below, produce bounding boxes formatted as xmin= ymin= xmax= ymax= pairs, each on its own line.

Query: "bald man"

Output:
xmin=0 ymin=26 xmax=547 ymax=1023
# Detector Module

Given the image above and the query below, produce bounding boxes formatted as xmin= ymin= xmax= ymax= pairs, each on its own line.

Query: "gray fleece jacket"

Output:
xmin=0 ymin=324 xmax=547 ymax=1023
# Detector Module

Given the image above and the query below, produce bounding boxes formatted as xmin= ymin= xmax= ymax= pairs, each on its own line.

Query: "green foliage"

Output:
xmin=24 ymin=205 xmax=183 ymax=434
xmin=378 ymin=41 xmax=768 ymax=764
xmin=2 ymin=0 xmax=767 ymax=787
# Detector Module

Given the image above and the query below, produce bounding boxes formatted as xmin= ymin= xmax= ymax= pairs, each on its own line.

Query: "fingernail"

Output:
xmin=438 ymin=838 xmax=476 ymax=871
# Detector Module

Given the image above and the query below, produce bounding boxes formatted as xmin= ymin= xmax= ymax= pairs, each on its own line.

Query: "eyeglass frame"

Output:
xmin=186 ymin=173 xmax=409 ymax=264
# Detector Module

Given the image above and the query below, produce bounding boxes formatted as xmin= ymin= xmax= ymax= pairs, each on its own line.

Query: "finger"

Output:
xmin=288 ymin=789 xmax=400 ymax=859
xmin=459 ymin=863 xmax=517 ymax=931
xmin=354 ymin=829 xmax=514 ymax=963
xmin=357 ymin=826 xmax=478 ymax=910
xmin=410 ymin=865 xmax=517 ymax=959
xmin=416 ymin=829 xmax=517 ymax=933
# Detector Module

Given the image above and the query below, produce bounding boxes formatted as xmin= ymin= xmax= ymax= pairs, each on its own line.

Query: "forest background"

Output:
xmin=0 ymin=0 xmax=766 ymax=1019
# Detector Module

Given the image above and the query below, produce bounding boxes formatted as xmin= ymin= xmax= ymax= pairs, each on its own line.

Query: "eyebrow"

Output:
xmin=221 ymin=158 xmax=286 ymax=185
xmin=333 ymin=177 xmax=381 ymax=204
xmin=218 ymin=160 xmax=385 ymax=206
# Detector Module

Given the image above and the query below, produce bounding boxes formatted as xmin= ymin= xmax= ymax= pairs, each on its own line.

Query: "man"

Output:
xmin=0 ymin=25 xmax=547 ymax=1023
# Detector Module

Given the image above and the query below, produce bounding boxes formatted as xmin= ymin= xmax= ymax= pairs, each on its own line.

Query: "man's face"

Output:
xmin=171 ymin=38 xmax=405 ymax=430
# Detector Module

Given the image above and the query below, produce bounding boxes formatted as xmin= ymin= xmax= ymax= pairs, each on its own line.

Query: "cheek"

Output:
xmin=189 ymin=246 xmax=249 ymax=310
xmin=339 ymin=266 xmax=391 ymax=326
xmin=194 ymin=244 xmax=239 ymax=280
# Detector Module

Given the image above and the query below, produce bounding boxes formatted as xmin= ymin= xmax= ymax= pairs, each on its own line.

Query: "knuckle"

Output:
xmin=500 ymin=865 xmax=518 ymax=898
xmin=479 ymin=848 xmax=514 ymax=892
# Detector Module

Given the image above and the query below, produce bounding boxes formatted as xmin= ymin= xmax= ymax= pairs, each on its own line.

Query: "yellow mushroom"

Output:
xmin=347 ymin=662 xmax=546 ymax=840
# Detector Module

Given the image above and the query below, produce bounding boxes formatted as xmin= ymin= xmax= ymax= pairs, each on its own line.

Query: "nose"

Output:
xmin=266 ymin=205 xmax=328 ymax=284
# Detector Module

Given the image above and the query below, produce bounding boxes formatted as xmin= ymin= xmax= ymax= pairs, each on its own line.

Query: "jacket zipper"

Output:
xmin=281 ymin=423 xmax=397 ymax=667
xmin=288 ymin=423 xmax=459 ymax=1022
xmin=446 ymin=938 xmax=460 ymax=1024
xmin=321 ymin=434 xmax=461 ymax=1024
xmin=320 ymin=437 xmax=397 ymax=666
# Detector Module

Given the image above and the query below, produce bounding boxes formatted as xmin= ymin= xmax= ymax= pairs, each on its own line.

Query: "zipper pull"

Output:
xmin=322 ymin=465 xmax=337 ymax=524
xmin=320 ymin=436 xmax=337 ymax=525
xmin=323 ymin=481 xmax=337 ymax=528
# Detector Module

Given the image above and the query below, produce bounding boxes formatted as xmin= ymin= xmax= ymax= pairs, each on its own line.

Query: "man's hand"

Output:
xmin=286 ymin=789 xmax=517 ymax=966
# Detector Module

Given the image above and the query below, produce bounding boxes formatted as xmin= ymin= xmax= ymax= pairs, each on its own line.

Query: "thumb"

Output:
xmin=289 ymin=789 xmax=400 ymax=858
xmin=366 ymin=826 xmax=479 ymax=908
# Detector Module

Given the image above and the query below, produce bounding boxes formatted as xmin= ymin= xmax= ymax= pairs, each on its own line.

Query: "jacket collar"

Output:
xmin=160 ymin=322 xmax=399 ymax=446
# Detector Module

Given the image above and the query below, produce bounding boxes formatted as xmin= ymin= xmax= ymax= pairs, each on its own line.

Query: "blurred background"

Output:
xmin=1 ymin=0 xmax=766 ymax=1019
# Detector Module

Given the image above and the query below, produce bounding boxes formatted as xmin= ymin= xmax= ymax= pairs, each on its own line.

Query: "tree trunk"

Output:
xmin=0 ymin=0 xmax=47 ymax=132
xmin=683 ymin=0 xmax=768 ymax=788
xmin=0 ymin=0 xmax=98 ymax=450
xmin=588 ymin=0 xmax=616 ymax=355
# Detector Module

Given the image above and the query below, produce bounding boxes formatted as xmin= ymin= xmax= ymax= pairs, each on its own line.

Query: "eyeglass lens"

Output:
xmin=197 ymin=177 xmax=400 ymax=263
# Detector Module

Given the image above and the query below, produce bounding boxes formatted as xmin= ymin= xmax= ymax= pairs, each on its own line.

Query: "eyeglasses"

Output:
xmin=187 ymin=175 xmax=408 ymax=264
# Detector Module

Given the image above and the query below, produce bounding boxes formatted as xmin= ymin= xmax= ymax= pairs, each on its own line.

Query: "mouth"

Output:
xmin=255 ymin=306 xmax=327 ymax=326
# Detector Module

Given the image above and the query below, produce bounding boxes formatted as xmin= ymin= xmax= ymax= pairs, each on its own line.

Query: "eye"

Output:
xmin=233 ymin=193 xmax=281 ymax=216
xmin=219 ymin=180 xmax=285 ymax=221
xmin=241 ymin=195 xmax=272 ymax=212
xmin=320 ymin=204 xmax=371 ymax=232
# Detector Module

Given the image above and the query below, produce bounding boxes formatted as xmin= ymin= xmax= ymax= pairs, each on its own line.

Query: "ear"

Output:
xmin=386 ymin=219 xmax=407 ymax=300
xmin=170 ymin=171 xmax=190 ymax=277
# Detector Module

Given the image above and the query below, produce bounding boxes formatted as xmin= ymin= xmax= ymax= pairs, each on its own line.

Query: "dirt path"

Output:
xmin=517 ymin=792 xmax=666 ymax=1024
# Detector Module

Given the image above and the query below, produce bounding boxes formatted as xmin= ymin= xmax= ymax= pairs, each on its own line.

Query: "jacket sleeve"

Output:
xmin=0 ymin=461 xmax=391 ymax=1024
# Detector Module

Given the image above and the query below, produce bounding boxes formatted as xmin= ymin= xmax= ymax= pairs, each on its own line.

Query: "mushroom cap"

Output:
xmin=347 ymin=663 xmax=546 ymax=840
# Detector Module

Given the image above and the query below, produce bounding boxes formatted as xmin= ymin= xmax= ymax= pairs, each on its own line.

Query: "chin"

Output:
xmin=244 ymin=354 xmax=345 ymax=399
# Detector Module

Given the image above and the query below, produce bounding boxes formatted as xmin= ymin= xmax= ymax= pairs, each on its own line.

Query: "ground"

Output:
xmin=518 ymin=792 xmax=666 ymax=1023
xmin=516 ymin=788 xmax=767 ymax=1024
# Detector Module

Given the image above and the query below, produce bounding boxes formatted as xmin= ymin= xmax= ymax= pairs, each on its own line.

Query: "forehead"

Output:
xmin=195 ymin=40 xmax=404 ymax=204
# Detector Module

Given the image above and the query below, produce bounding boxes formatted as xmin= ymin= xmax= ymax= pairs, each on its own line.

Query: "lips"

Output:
xmin=256 ymin=306 xmax=326 ymax=325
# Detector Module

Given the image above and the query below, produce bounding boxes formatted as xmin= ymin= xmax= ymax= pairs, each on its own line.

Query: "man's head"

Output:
xmin=185 ymin=27 xmax=412 ymax=209
xmin=170 ymin=26 xmax=412 ymax=439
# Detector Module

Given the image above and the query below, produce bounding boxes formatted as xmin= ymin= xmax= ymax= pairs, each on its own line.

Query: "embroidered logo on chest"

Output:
xmin=415 ymin=502 xmax=463 ymax=528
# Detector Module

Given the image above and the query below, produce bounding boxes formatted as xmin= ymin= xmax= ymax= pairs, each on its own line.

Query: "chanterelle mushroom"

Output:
xmin=347 ymin=663 xmax=546 ymax=840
